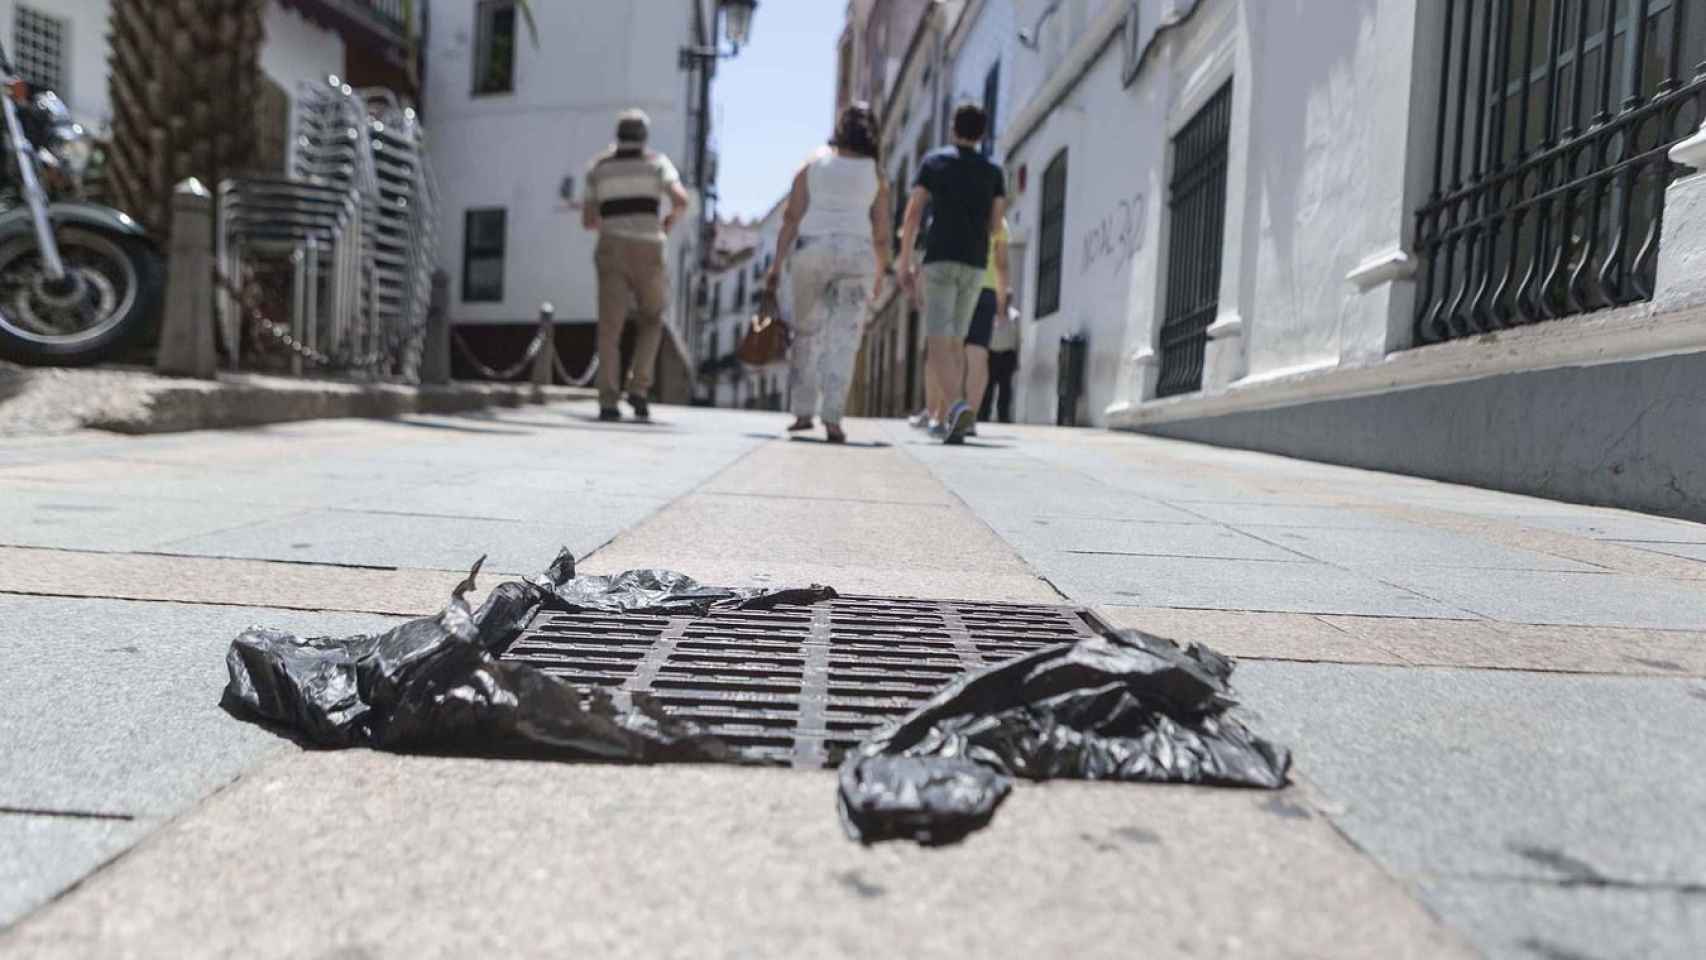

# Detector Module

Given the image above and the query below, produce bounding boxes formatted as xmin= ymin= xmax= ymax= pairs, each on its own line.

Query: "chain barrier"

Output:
xmin=553 ymin=350 xmax=599 ymax=388
xmin=449 ymin=325 xmax=550 ymax=382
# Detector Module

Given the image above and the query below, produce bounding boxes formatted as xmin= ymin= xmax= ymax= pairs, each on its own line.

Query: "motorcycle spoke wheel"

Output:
xmin=0 ymin=230 xmax=137 ymax=348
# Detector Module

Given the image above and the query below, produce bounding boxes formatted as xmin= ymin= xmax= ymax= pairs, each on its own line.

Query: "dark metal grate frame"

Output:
xmin=1157 ymin=80 xmax=1233 ymax=399
xmin=1412 ymin=0 xmax=1706 ymax=344
xmin=502 ymin=595 xmax=1109 ymax=768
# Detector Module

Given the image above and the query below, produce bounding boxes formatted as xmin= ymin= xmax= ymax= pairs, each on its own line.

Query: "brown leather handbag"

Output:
xmin=737 ymin=288 xmax=790 ymax=366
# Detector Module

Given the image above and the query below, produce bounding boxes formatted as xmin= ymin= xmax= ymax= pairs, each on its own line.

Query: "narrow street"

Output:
xmin=2 ymin=402 xmax=1702 ymax=957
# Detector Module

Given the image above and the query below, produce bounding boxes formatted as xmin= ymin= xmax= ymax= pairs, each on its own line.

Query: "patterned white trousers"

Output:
xmin=788 ymin=235 xmax=873 ymax=425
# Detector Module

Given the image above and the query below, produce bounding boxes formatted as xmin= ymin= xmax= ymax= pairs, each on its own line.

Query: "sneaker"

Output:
xmin=787 ymin=416 xmax=815 ymax=432
xmin=944 ymin=402 xmax=974 ymax=445
xmin=626 ymin=393 xmax=651 ymax=421
xmin=908 ymin=410 xmax=930 ymax=429
xmin=927 ymin=420 xmax=948 ymax=440
xmin=598 ymin=406 xmax=621 ymax=422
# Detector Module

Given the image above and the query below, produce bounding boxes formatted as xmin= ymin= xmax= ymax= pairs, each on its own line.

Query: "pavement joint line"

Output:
xmin=695 ymin=490 xmax=955 ymax=508
xmin=323 ymin=506 xmax=526 ymax=523
xmin=147 ymin=510 xmax=316 ymax=553
xmin=1440 ymin=870 xmax=1706 ymax=895
xmin=0 ymin=587 xmax=428 ymax=619
xmin=1227 ymin=651 xmax=1706 ymax=678
xmin=1061 ymin=549 xmax=1313 ymax=562
xmin=0 ymin=805 xmax=137 ymax=823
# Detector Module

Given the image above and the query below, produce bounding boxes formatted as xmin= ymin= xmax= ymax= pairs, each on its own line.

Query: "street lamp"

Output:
xmin=680 ymin=0 xmax=760 ymax=67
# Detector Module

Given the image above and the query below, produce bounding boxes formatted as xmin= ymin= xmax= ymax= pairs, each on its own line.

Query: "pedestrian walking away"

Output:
xmin=581 ymin=109 xmax=691 ymax=421
xmin=766 ymin=102 xmax=893 ymax=445
xmin=964 ymin=215 xmax=1011 ymax=436
xmin=980 ymin=298 xmax=1020 ymax=424
xmin=898 ymin=102 xmax=1007 ymax=445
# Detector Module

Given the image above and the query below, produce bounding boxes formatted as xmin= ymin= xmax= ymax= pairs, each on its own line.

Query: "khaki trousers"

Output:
xmin=594 ymin=233 xmax=667 ymax=407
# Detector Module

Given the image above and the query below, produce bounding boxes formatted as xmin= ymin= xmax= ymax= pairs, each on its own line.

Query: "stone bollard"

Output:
xmin=530 ymin=302 xmax=556 ymax=397
xmin=419 ymin=269 xmax=451 ymax=385
xmin=156 ymin=178 xmax=218 ymax=378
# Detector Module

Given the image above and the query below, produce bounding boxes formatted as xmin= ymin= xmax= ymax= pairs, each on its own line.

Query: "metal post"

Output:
xmin=419 ymin=269 xmax=451 ymax=385
xmin=156 ymin=178 xmax=218 ymax=379
xmin=531 ymin=301 xmax=556 ymax=389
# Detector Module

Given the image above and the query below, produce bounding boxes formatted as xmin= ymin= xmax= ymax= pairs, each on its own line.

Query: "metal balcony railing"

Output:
xmin=1411 ymin=0 xmax=1706 ymax=345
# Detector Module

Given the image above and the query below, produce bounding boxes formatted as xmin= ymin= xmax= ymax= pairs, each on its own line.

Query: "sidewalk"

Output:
xmin=0 ymin=361 xmax=591 ymax=437
xmin=1 ymin=404 xmax=1702 ymax=957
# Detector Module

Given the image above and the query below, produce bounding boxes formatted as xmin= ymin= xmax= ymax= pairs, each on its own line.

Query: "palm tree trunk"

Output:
xmin=105 ymin=0 xmax=267 ymax=241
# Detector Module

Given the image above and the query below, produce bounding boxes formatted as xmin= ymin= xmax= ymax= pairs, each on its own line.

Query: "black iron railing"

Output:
xmin=1412 ymin=0 xmax=1706 ymax=345
xmin=1156 ymin=81 xmax=1232 ymax=398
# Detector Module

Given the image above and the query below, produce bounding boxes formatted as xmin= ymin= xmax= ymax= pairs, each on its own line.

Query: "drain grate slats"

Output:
xmin=503 ymin=595 xmax=1107 ymax=768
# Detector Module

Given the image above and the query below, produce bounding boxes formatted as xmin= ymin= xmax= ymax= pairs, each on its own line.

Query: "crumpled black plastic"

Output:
xmin=221 ymin=548 xmax=834 ymax=760
xmin=837 ymin=628 xmax=1291 ymax=845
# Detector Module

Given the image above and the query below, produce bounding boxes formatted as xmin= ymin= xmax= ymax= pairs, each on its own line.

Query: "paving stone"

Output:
xmin=1378 ymin=566 xmax=1706 ymax=630
xmin=1094 ymin=605 xmax=1407 ymax=664
xmin=0 ymin=546 xmax=487 ymax=616
xmin=1418 ymin=877 xmax=1706 ymax=960
xmin=1246 ymin=524 xmax=1606 ymax=572
xmin=1164 ymin=501 xmax=1421 ymax=528
xmin=1038 ymin=552 xmax=1474 ymax=618
xmin=153 ymin=509 xmax=595 ymax=574
xmin=1322 ymin=615 xmax=1706 ymax=677
xmin=1001 ymin=517 xmax=1308 ymax=561
xmin=0 ymin=487 xmax=302 ymax=553
xmin=1508 ymin=512 xmax=1706 ymax=543
xmin=1606 ymin=540 xmax=1706 ymax=563
xmin=1234 ymin=661 xmax=1706 ymax=888
xmin=0 ymin=753 xmax=1473 ymax=959
xmin=0 ymin=595 xmax=401 ymax=815
xmin=0 ymin=814 xmax=153 ymax=929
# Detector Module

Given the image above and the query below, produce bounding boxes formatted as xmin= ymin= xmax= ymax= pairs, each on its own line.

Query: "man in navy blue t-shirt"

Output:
xmin=898 ymin=103 xmax=1007 ymax=445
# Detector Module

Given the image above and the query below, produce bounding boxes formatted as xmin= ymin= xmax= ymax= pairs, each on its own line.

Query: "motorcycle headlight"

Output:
xmin=52 ymin=124 xmax=93 ymax=178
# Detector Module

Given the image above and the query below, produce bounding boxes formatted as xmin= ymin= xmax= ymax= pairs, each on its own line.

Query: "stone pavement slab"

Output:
xmin=1384 ymin=566 xmax=1706 ymax=629
xmin=0 ymin=816 xmax=151 ymax=930
xmin=0 ymin=752 xmax=1473 ymax=960
xmin=1236 ymin=660 xmax=1706 ymax=959
xmin=0 ymin=546 xmax=491 ymax=616
xmin=0 ymin=594 xmax=402 ymax=926
xmin=999 ymin=517 xmax=1302 ymax=561
xmin=0 ymin=487 xmax=302 ymax=553
xmin=1042 ymin=552 xmax=1474 ymax=617
xmin=1095 ymin=605 xmax=1706 ymax=676
xmin=1246 ymin=523 xmax=1605 ymax=572
xmin=0 ymin=595 xmax=400 ymax=816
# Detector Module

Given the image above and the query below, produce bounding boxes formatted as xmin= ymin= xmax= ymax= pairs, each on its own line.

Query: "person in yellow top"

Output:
xmin=961 ymin=217 xmax=1010 ymax=435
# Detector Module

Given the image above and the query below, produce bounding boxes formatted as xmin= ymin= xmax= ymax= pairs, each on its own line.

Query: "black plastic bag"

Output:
xmin=837 ymin=629 xmax=1291 ymax=845
xmin=221 ymin=549 xmax=830 ymax=761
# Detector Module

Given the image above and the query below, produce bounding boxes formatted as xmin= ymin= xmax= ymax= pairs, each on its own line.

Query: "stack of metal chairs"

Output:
xmin=216 ymin=75 xmax=438 ymax=378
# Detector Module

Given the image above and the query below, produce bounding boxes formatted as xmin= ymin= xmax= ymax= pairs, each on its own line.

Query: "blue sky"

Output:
xmin=713 ymin=0 xmax=843 ymax=221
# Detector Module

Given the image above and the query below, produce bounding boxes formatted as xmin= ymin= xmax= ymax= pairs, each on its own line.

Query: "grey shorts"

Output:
xmin=921 ymin=262 xmax=985 ymax=339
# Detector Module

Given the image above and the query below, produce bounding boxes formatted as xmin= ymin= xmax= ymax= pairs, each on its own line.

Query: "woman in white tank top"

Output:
xmin=763 ymin=103 xmax=892 ymax=444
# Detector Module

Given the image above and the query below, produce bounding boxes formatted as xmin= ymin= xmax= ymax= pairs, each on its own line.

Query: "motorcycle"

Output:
xmin=0 ymin=41 xmax=161 ymax=367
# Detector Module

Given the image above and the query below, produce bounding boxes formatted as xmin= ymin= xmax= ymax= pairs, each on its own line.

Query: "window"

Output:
xmin=1035 ymin=149 xmax=1068 ymax=318
xmin=1156 ymin=82 xmax=1232 ymax=397
xmin=735 ymin=270 xmax=747 ymax=311
xmin=473 ymin=1 xmax=517 ymax=95
xmin=462 ymin=209 xmax=507 ymax=302
xmin=13 ymin=6 xmax=66 ymax=96
xmin=713 ymin=281 xmax=722 ymax=317
xmin=982 ymin=62 xmax=1001 ymax=156
xmin=1411 ymin=0 xmax=1706 ymax=344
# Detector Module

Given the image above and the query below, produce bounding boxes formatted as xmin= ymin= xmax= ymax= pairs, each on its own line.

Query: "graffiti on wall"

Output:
xmin=1081 ymin=192 xmax=1146 ymax=275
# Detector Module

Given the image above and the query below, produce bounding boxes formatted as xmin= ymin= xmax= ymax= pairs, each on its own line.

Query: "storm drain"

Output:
xmin=502 ymin=596 xmax=1109 ymax=767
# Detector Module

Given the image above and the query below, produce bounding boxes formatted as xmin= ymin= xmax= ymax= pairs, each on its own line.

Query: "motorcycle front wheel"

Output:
xmin=0 ymin=225 xmax=163 ymax=367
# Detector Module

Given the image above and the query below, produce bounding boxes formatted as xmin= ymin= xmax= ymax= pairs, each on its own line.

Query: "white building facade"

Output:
xmin=3 ymin=0 xmax=350 ymax=139
xmin=845 ymin=0 xmax=1706 ymax=518
xmin=424 ymin=0 xmax=715 ymax=398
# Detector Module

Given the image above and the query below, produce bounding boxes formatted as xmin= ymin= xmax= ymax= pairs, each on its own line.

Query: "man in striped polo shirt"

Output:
xmin=582 ymin=109 xmax=691 ymax=421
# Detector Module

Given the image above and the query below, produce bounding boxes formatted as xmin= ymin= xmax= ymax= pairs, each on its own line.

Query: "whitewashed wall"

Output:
xmin=0 ymin=0 xmax=341 ymax=137
xmin=426 ymin=0 xmax=701 ymax=335
xmin=999 ymin=0 xmax=1430 ymax=425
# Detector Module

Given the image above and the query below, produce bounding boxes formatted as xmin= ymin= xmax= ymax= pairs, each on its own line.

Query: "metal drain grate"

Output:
xmin=502 ymin=595 xmax=1108 ymax=767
